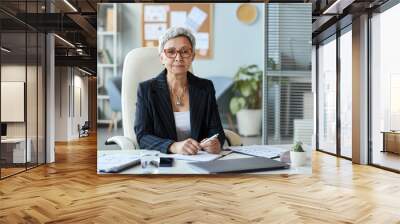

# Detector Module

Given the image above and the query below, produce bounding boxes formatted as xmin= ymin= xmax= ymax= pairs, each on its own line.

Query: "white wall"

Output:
xmin=74 ymin=74 xmax=89 ymax=123
xmin=117 ymin=3 xmax=265 ymax=78
xmin=1 ymin=65 xmax=32 ymax=137
xmin=72 ymin=74 xmax=89 ymax=138
xmin=1 ymin=64 xmax=46 ymax=163
xmin=192 ymin=3 xmax=264 ymax=77
xmin=1 ymin=65 xmax=26 ymax=140
xmin=55 ymin=67 xmax=68 ymax=141
xmin=54 ymin=67 xmax=89 ymax=141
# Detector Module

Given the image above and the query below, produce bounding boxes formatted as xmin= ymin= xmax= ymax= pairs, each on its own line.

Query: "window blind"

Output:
xmin=264 ymin=3 xmax=313 ymax=145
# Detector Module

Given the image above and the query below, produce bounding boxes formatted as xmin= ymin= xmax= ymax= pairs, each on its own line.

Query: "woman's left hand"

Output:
xmin=200 ymin=138 xmax=221 ymax=154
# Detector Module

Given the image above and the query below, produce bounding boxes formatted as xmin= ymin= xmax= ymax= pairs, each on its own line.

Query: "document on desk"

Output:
xmin=229 ymin=145 xmax=289 ymax=159
xmin=166 ymin=150 xmax=228 ymax=162
xmin=98 ymin=153 xmax=140 ymax=173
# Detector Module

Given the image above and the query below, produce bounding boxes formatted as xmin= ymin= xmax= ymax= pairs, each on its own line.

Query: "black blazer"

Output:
xmin=134 ymin=69 xmax=225 ymax=153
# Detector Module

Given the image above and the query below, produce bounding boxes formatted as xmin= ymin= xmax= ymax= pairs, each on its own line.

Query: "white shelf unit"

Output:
xmin=97 ymin=3 xmax=120 ymax=125
xmin=98 ymin=31 xmax=117 ymax=36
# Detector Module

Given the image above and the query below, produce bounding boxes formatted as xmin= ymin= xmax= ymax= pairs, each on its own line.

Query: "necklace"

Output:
xmin=170 ymin=86 xmax=186 ymax=106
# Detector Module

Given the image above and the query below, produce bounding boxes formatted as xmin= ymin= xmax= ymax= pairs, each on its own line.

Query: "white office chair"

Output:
xmin=106 ymin=47 xmax=242 ymax=149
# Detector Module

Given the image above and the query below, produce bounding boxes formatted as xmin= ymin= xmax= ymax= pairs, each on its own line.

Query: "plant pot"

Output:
xmin=236 ymin=109 xmax=261 ymax=136
xmin=290 ymin=151 xmax=307 ymax=167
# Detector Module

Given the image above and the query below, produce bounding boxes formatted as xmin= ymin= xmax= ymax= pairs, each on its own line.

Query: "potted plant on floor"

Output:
xmin=290 ymin=141 xmax=307 ymax=167
xmin=229 ymin=64 xmax=263 ymax=136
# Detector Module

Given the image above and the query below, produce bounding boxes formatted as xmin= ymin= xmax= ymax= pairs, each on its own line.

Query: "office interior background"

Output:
xmin=97 ymin=3 xmax=265 ymax=148
xmin=0 ymin=0 xmax=400 ymax=222
xmin=0 ymin=0 xmax=97 ymax=179
xmin=314 ymin=0 xmax=400 ymax=172
xmin=97 ymin=3 xmax=313 ymax=152
xmin=2 ymin=0 xmax=399 ymax=177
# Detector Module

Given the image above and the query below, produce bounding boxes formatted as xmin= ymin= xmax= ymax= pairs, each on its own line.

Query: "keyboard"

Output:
xmin=229 ymin=145 xmax=289 ymax=159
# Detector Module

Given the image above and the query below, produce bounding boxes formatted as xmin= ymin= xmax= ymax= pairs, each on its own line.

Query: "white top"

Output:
xmin=174 ymin=111 xmax=191 ymax=141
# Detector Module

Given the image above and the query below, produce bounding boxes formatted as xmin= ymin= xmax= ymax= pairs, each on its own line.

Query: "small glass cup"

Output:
xmin=140 ymin=150 xmax=160 ymax=174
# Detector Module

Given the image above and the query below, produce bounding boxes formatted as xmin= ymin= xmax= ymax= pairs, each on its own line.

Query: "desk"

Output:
xmin=1 ymin=138 xmax=31 ymax=163
xmin=381 ymin=131 xmax=400 ymax=154
xmin=97 ymin=147 xmax=312 ymax=175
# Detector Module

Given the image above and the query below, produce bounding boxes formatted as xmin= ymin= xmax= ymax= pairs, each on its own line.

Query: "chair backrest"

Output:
xmin=121 ymin=47 xmax=240 ymax=148
xmin=82 ymin=121 xmax=90 ymax=130
xmin=121 ymin=47 xmax=163 ymax=141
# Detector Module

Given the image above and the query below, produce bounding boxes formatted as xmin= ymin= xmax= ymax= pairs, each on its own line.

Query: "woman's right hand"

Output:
xmin=169 ymin=138 xmax=201 ymax=155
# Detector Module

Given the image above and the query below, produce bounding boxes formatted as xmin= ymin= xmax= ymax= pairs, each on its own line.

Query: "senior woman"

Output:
xmin=134 ymin=27 xmax=225 ymax=155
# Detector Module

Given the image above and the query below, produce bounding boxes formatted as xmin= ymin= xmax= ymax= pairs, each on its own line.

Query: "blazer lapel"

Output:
xmin=153 ymin=70 xmax=206 ymax=142
xmin=153 ymin=70 xmax=177 ymax=140
xmin=188 ymin=73 xmax=206 ymax=141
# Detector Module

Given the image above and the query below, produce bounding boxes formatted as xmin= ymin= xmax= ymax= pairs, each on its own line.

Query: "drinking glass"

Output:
xmin=140 ymin=150 xmax=160 ymax=174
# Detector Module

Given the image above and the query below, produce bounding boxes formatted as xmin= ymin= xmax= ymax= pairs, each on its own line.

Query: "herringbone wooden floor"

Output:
xmin=1 ymin=135 xmax=400 ymax=224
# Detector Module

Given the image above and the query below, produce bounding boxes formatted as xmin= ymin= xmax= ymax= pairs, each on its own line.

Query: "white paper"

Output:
xmin=144 ymin=23 xmax=167 ymax=40
xmin=144 ymin=5 xmax=168 ymax=22
xmin=185 ymin=7 xmax=207 ymax=32
xmin=229 ymin=145 xmax=289 ymax=159
xmin=165 ymin=150 xmax=222 ymax=162
xmin=194 ymin=32 xmax=209 ymax=50
xmin=170 ymin=11 xmax=187 ymax=28
xmin=98 ymin=154 xmax=140 ymax=173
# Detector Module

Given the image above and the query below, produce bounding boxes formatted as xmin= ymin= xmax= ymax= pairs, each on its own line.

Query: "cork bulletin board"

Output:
xmin=141 ymin=3 xmax=213 ymax=59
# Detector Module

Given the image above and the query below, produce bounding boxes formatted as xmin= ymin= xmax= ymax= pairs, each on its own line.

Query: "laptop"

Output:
xmin=189 ymin=157 xmax=289 ymax=174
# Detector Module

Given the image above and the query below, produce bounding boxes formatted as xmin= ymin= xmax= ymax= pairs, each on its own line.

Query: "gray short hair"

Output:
xmin=158 ymin=27 xmax=196 ymax=54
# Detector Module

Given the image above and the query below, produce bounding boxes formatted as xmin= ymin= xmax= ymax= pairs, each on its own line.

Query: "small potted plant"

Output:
xmin=290 ymin=141 xmax=307 ymax=166
xmin=229 ymin=64 xmax=263 ymax=136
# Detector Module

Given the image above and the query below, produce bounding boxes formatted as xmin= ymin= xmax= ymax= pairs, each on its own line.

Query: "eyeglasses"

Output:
xmin=163 ymin=47 xmax=193 ymax=58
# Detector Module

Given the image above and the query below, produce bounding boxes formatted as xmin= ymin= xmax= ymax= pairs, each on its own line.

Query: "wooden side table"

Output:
xmin=381 ymin=131 xmax=400 ymax=154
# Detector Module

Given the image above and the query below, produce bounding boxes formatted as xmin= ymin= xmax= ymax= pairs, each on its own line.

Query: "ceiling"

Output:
xmin=1 ymin=0 xmax=395 ymax=74
xmin=0 ymin=0 xmax=98 ymax=74
xmin=309 ymin=0 xmax=390 ymax=43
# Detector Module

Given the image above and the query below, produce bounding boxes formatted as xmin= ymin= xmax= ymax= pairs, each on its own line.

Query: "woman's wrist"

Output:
xmin=168 ymin=142 xmax=177 ymax=154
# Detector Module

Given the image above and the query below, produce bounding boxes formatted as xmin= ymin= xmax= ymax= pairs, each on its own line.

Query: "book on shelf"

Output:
xmin=98 ymin=86 xmax=107 ymax=95
xmin=98 ymin=51 xmax=106 ymax=64
xmin=98 ymin=49 xmax=113 ymax=64
xmin=106 ymin=8 xmax=114 ymax=32
xmin=103 ymin=49 xmax=113 ymax=64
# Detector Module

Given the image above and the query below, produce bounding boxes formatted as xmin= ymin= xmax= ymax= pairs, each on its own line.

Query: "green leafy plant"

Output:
xmin=292 ymin=141 xmax=305 ymax=152
xmin=267 ymin=57 xmax=277 ymax=70
xmin=229 ymin=65 xmax=263 ymax=115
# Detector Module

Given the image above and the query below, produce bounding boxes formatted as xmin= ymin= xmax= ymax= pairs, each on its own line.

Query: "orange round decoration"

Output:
xmin=236 ymin=4 xmax=258 ymax=25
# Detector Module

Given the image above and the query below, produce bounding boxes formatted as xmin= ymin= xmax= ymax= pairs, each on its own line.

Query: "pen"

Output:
xmin=217 ymin=150 xmax=233 ymax=159
xmin=201 ymin=133 xmax=219 ymax=145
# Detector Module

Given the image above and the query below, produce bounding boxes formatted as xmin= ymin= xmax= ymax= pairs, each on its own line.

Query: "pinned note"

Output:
xmin=144 ymin=23 xmax=167 ymax=40
xmin=185 ymin=7 xmax=207 ymax=32
xmin=170 ymin=11 xmax=187 ymax=28
xmin=144 ymin=5 xmax=168 ymax=22
xmin=194 ymin=32 xmax=209 ymax=50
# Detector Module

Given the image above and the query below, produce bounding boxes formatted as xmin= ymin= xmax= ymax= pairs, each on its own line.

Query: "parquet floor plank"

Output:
xmin=0 ymin=135 xmax=399 ymax=223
